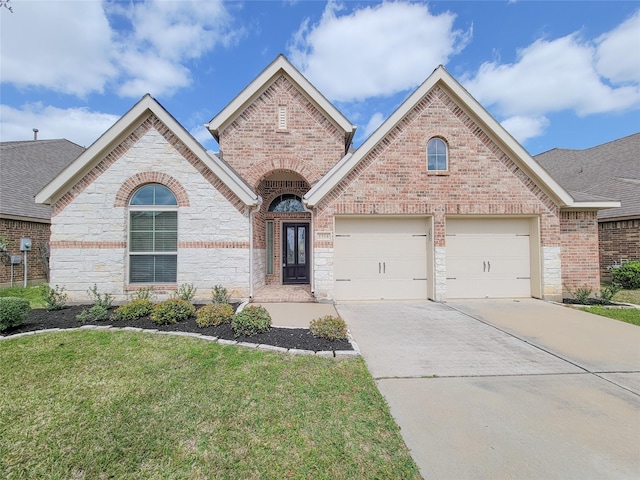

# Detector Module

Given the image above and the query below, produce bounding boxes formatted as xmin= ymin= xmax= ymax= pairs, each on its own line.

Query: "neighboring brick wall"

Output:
xmin=218 ymin=74 xmax=347 ymax=188
xmin=0 ymin=218 xmax=50 ymax=285
xmin=49 ymin=118 xmax=251 ymax=302
xmin=599 ymin=219 xmax=640 ymax=281
xmin=560 ymin=211 xmax=601 ymax=294
xmin=314 ymin=85 xmax=565 ymax=301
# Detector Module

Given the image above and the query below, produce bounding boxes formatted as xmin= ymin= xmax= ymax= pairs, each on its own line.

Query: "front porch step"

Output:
xmin=252 ymin=284 xmax=314 ymax=303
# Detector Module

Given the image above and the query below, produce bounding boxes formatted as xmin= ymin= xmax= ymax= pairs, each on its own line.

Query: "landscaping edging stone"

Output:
xmin=1 ymin=326 xmax=360 ymax=358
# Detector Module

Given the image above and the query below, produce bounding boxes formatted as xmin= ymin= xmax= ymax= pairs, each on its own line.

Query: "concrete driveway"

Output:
xmin=336 ymin=299 xmax=640 ymax=480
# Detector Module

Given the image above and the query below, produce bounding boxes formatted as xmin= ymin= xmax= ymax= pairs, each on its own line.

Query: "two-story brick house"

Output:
xmin=36 ymin=55 xmax=618 ymax=303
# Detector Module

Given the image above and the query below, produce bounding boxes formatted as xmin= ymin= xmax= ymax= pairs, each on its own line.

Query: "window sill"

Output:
xmin=427 ymin=170 xmax=450 ymax=176
xmin=125 ymin=284 xmax=178 ymax=291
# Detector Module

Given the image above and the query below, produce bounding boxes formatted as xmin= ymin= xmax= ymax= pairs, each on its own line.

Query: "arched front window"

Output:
xmin=427 ymin=137 xmax=448 ymax=171
xmin=268 ymin=194 xmax=305 ymax=212
xmin=129 ymin=184 xmax=177 ymax=284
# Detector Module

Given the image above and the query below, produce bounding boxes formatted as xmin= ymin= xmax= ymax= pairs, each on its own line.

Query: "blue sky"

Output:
xmin=1 ymin=0 xmax=638 ymax=156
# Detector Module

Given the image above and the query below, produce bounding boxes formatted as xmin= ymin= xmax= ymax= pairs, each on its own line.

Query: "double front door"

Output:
xmin=282 ymin=223 xmax=309 ymax=284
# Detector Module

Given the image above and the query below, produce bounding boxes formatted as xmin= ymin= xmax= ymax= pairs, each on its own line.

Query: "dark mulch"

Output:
xmin=2 ymin=304 xmax=353 ymax=352
xmin=562 ymin=298 xmax=614 ymax=306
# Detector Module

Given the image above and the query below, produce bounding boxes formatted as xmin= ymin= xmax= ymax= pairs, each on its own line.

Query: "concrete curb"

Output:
xmin=1 ymin=326 xmax=360 ymax=358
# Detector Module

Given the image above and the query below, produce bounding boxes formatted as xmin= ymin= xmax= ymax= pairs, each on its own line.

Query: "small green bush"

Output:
xmin=0 ymin=297 xmax=31 ymax=332
xmin=111 ymin=299 xmax=154 ymax=322
xmin=567 ymin=285 xmax=593 ymax=304
xmin=232 ymin=305 xmax=271 ymax=337
xmin=87 ymin=284 xmax=114 ymax=309
xmin=598 ymin=284 xmax=621 ymax=303
xmin=150 ymin=298 xmax=195 ymax=325
xmin=173 ymin=283 xmax=197 ymax=302
xmin=131 ymin=287 xmax=154 ymax=301
xmin=211 ymin=285 xmax=230 ymax=304
xmin=40 ymin=285 xmax=68 ymax=311
xmin=76 ymin=304 xmax=109 ymax=324
xmin=196 ymin=303 xmax=234 ymax=328
xmin=611 ymin=261 xmax=640 ymax=290
xmin=309 ymin=315 xmax=348 ymax=341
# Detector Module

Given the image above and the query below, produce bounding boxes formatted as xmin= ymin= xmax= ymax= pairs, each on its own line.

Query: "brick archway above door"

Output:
xmin=248 ymin=158 xmax=321 ymax=188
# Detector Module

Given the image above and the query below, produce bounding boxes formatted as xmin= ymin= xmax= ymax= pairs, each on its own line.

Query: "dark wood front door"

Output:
xmin=282 ymin=223 xmax=309 ymax=284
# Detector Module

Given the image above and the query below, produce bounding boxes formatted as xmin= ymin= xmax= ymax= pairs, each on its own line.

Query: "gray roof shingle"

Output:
xmin=535 ymin=132 xmax=640 ymax=220
xmin=0 ymin=139 xmax=85 ymax=221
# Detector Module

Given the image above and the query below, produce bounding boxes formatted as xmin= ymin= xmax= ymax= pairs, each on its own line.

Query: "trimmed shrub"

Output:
xmin=309 ymin=315 xmax=348 ymax=340
xmin=41 ymin=285 xmax=68 ymax=311
xmin=111 ymin=299 xmax=154 ymax=322
xmin=232 ymin=305 xmax=271 ymax=337
xmin=173 ymin=283 xmax=197 ymax=302
xmin=87 ymin=284 xmax=114 ymax=309
xmin=76 ymin=304 xmax=109 ymax=323
xmin=598 ymin=284 xmax=621 ymax=303
xmin=211 ymin=285 xmax=230 ymax=304
xmin=150 ymin=298 xmax=195 ymax=325
xmin=131 ymin=287 xmax=154 ymax=301
xmin=611 ymin=261 xmax=640 ymax=290
xmin=196 ymin=303 xmax=234 ymax=328
xmin=0 ymin=297 xmax=31 ymax=332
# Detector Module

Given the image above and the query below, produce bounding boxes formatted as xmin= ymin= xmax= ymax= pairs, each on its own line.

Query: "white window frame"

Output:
xmin=128 ymin=185 xmax=178 ymax=285
xmin=427 ymin=137 xmax=448 ymax=172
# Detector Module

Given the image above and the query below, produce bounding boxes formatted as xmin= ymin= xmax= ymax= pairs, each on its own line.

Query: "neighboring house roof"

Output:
xmin=36 ymin=94 xmax=259 ymax=208
xmin=206 ymin=54 xmax=357 ymax=152
xmin=1 ymin=139 xmax=85 ymax=222
xmin=304 ymin=65 xmax=619 ymax=212
xmin=535 ymin=132 xmax=640 ymax=221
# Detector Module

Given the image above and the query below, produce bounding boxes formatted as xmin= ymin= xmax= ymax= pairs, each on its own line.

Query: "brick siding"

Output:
xmin=0 ymin=218 xmax=50 ymax=285
xmin=218 ymin=75 xmax=347 ymax=188
xmin=599 ymin=219 xmax=640 ymax=281
xmin=560 ymin=211 xmax=601 ymax=293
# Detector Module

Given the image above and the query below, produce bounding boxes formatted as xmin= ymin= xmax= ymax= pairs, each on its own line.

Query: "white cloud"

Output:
xmin=362 ymin=112 xmax=385 ymax=138
xmin=595 ymin=10 xmax=640 ymax=84
xmin=0 ymin=103 xmax=119 ymax=147
xmin=0 ymin=1 xmax=116 ymax=96
xmin=288 ymin=0 xmax=471 ymax=101
xmin=189 ymin=124 xmax=215 ymax=148
xmin=0 ymin=0 xmax=242 ymax=98
xmin=462 ymin=22 xmax=640 ymax=122
xmin=500 ymin=115 xmax=550 ymax=145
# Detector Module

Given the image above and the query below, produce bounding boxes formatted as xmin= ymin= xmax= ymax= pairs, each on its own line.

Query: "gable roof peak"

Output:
xmin=206 ymin=55 xmax=356 ymax=149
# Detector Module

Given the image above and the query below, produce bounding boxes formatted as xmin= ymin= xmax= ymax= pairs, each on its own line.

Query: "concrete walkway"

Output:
xmin=253 ymin=302 xmax=338 ymax=328
xmin=337 ymin=299 xmax=640 ymax=480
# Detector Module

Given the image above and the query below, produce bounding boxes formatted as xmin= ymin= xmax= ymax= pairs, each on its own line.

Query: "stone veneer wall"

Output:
xmin=49 ymin=117 xmax=251 ymax=303
xmin=599 ymin=219 xmax=640 ymax=281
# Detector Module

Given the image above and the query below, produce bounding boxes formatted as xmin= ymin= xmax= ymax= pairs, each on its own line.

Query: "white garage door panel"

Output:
xmin=334 ymin=217 xmax=428 ymax=300
xmin=446 ymin=219 xmax=532 ymax=299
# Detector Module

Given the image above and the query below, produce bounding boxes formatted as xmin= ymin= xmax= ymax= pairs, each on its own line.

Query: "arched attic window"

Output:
xmin=129 ymin=184 xmax=178 ymax=284
xmin=268 ymin=194 xmax=305 ymax=212
xmin=427 ymin=137 xmax=448 ymax=171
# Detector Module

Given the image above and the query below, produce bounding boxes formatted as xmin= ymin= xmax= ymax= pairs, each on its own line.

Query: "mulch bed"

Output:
xmin=2 ymin=304 xmax=354 ymax=352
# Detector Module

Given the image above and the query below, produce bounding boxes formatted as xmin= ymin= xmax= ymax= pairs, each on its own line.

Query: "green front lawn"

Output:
xmin=613 ymin=288 xmax=640 ymax=306
xmin=582 ymin=305 xmax=640 ymax=326
xmin=0 ymin=331 xmax=421 ymax=480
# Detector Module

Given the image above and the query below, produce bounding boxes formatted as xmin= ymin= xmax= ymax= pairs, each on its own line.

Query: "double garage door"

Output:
xmin=333 ymin=216 xmax=534 ymax=300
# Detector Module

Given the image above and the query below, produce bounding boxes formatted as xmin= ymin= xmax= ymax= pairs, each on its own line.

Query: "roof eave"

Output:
xmin=36 ymin=95 xmax=258 ymax=207
xmin=562 ymin=200 xmax=622 ymax=210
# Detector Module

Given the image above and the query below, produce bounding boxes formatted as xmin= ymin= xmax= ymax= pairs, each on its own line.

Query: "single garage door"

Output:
xmin=334 ymin=217 xmax=429 ymax=300
xmin=446 ymin=218 xmax=532 ymax=298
